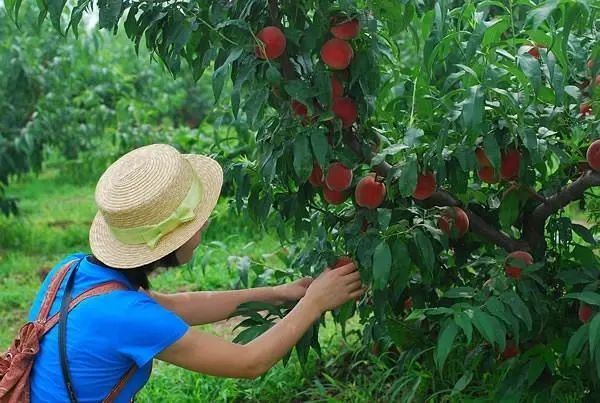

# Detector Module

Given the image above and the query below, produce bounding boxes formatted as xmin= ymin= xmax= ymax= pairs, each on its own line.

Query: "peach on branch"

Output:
xmin=437 ymin=207 xmax=469 ymax=239
xmin=331 ymin=97 xmax=357 ymax=128
xmin=412 ymin=172 xmax=436 ymax=200
xmin=504 ymin=251 xmax=533 ymax=279
xmin=330 ymin=16 xmax=360 ymax=40
xmin=325 ymin=162 xmax=353 ymax=192
xmin=255 ymin=26 xmax=286 ymax=60
xmin=355 ymin=173 xmax=386 ymax=209
xmin=587 ymin=139 xmax=600 ymax=170
xmin=320 ymin=38 xmax=354 ymax=70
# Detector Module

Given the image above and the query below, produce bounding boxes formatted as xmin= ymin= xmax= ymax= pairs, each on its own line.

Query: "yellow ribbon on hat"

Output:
xmin=109 ymin=176 xmax=202 ymax=249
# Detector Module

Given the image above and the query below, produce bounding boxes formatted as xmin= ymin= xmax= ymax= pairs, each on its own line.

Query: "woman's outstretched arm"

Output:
xmin=148 ymin=277 xmax=312 ymax=326
xmin=156 ymin=263 xmax=363 ymax=379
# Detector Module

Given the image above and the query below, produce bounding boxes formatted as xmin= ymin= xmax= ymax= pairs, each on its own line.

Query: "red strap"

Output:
xmin=36 ymin=260 xmax=77 ymax=321
xmin=43 ymin=281 xmax=128 ymax=334
xmin=103 ymin=365 xmax=137 ymax=403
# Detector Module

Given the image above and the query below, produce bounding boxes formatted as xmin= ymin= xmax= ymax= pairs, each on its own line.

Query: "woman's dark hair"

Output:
xmin=89 ymin=252 xmax=180 ymax=290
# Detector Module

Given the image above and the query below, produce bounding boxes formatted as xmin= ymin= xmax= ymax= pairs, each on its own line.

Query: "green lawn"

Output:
xmin=0 ymin=167 xmax=379 ymax=402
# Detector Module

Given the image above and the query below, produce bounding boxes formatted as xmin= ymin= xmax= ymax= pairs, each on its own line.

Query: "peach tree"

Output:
xmin=10 ymin=0 xmax=600 ymax=398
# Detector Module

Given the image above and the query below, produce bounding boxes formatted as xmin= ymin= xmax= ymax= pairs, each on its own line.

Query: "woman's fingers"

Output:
xmin=343 ymin=271 xmax=361 ymax=284
xmin=349 ymin=288 xmax=366 ymax=299
xmin=347 ymin=280 xmax=363 ymax=292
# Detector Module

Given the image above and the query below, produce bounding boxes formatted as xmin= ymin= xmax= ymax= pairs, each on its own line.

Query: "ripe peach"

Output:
xmin=579 ymin=303 xmax=594 ymax=323
xmin=309 ymin=164 xmax=324 ymax=187
xmin=333 ymin=256 xmax=354 ymax=269
xmin=331 ymin=75 xmax=344 ymax=99
xmin=320 ymin=38 xmax=354 ymax=70
xmin=478 ymin=166 xmax=499 ymax=184
xmin=580 ymin=102 xmax=592 ymax=116
xmin=438 ymin=207 xmax=469 ymax=238
xmin=587 ymin=139 xmax=600 ymax=170
xmin=404 ymin=297 xmax=413 ymax=311
xmin=501 ymin=341 xmax=519 ymax=360
xmin=355 ymin=174 xmax=386 ymax=209
xmin=504 ymin=251 xmax=533 ymax=279
xmin=255 ymin=26 xmax=286 ymax=60
xmin=500 ymin=149 xmax=521 ymax=180
xmin=412 ymin=172 xmax=436 ymax=200
xmin=528 ymin=46 xmax=542 ymax=60
xmin=323 ymin=187 xmax=349 ymax=205
xmin=332 ymin=97 xmax=358 ymax=128
xmin=291 ymin=99 xmax=308 ymax=118
xmin=325 ymin=162 xmax=353 ymax=191
xmin=330 ymin=17 xmax=360 ymax=40
xmin=475 ymin=147 xmax=492 ymax=167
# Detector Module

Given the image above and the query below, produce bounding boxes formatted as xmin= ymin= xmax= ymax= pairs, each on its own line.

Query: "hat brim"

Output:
xmin=89 ymin=154 xmax=223 ymax=269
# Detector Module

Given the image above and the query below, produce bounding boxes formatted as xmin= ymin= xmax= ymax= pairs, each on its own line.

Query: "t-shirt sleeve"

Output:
xmin=113 ymin=293 xmax=189 ymax=368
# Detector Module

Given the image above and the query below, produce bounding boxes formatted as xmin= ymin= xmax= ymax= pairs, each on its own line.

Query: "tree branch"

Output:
xmin=523 ymin=170 xmax=600 ymax=256
xmin=425 ymin=191 xmax=529 ymax=252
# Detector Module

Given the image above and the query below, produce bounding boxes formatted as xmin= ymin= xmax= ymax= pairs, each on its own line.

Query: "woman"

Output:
xmin=27 ymin=144 xmax=364 ymax=402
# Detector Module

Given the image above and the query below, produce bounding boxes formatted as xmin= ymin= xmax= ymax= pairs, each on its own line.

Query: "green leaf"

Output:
xmin=499 ymin=188 xmax=520 ymax=230
xmin=373 ymin=241 xmax=392 ymax=290
xmin=444 ymin=287 xmax=475 ymax=299
xmin=483 ymin=133 xmax=501 ymax=169
xmin=518 ymin=54 xmax=542 ymax=94
xmin=462 ymin=85 xmax=485 ymax=132
xmin=589 ymin=314 xmax=600 ymax=361
xmin=48 ymin=0 xmax=68 ymax=33
xmin=310 ymin=128 xmax=329 ymax=169
xmin=502 ymin=291 xmax=533 ymax=331
xmin=212 ymin=48 xmax=243 ymax=103
xmin=451 ymin=371 xmax=473 ymax=396
xmin=454 ymin=311 xmax=473 ymax=344
xmin=566 ymin=324 xmax=588 ymax=362
xmin=572 ymin=224 xmax=597 ymax=245
xmin=527 ymin=357 xmax=546 ymax=387
xmin=98 ymin=0 xmax=122 ymax=30
xmin=293 ymin=135 xmax=312 ymax=182
xmin=527 ymin=0 xmax=560 ymax=29
xmin=413 ymin=229 xmax=435 ymax=271
xmin=563 ymin=292 xmax=600 ymax=306
xmin=435 ymin=320 xmax=459 ymax=370
xmin=398 ymin=156 xmax=418 ymax=197
xmin=472 ymin=308 xmax=501 ymax=347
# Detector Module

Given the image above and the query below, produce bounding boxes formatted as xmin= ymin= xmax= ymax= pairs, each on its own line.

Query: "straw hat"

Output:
xmin=89 ymin=144 xmax=223 ymax=269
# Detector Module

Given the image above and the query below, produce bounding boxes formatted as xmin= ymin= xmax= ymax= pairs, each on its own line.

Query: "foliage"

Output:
xmin=8 ymin=0 xmax=600 ymax=399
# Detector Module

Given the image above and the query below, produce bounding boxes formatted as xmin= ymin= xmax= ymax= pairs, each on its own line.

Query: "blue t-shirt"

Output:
xmin=28 ymin=253 xmax=189 ymax=402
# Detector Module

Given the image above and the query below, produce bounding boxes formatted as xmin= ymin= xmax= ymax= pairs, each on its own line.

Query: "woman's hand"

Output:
xmin=275 ymin=277 xmax=313 ymax=302
xmin=303 ymin=261 xmax=364 ymax=314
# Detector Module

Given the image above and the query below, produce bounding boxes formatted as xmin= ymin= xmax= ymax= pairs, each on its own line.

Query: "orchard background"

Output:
xmin=2 ymin=0 xmax=600 ymax=401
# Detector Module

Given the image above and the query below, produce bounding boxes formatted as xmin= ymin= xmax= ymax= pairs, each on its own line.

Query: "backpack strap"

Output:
xmin=43 ymin=281 xmax=129 ymax=334
xmin=36 ymin=260 xmax=78 ymax=322
xmin=103 ymin=365 xmax=137 ymax=403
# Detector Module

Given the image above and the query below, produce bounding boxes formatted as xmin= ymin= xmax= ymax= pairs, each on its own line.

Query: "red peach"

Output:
xmin=255 ymin=26 xmax=286 ymax=60
xmin=476 ymin=147 xmax=492 ymax=167
xmin=500 ymin=149 xmax=521 ymax=180
xmin=412 ymin=172 xmax=436 ymax=200
xmin=323 ymin=187 xmax=349 ymax=205
xmin=587 ymin=139 xmax=600 ymax=170
xmin=355 ymin=174 xmax=386 ymax=209
xmin=320 ymin=38 xmax=354 ymax=70
xmin=332 ymin=97 xmax=358 ymax=128
xmin=325 ymin=162 xmax=353 ymax=191
xmin=579 ymin=303 xmax=594 ymax=323
xmin=309 ymin=164 xmax=324 ymax=187
xmin=580 ymin=102 xmax=592 ymax=116
xmin=438 ymin=207 xmax=469 ymax=239
xmin=330 ymin=17 xmax=360 ymax=40
xmin=331 ymin=75 xmax=344 ymax=99
xmin=333 ymin=256 xmax=354 ymax=269
xmin=478 ymin=166 xmax=499 ymax=184
xmin=501 ymin=341 xmax=519 ymax=360
xmin=504 ymin=251 xmax=533 ymax=279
